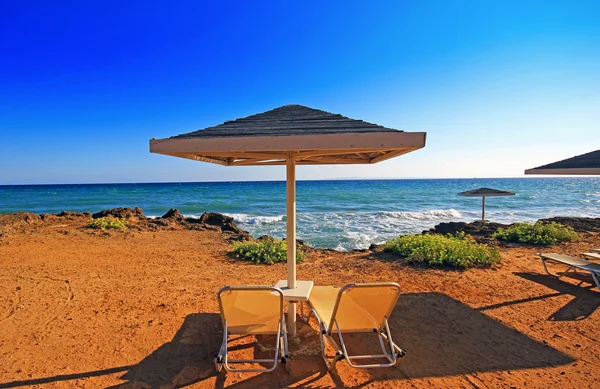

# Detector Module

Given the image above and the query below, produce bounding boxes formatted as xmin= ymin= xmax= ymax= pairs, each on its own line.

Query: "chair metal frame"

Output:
xmin=214 ymin=286 xmax=289 ymax=373
xmin=305 ymin=283 xmax=406 ymax=370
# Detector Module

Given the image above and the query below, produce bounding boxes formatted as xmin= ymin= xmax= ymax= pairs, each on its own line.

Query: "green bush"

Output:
xmin=493 ymin=221 xmax=579 ymax=246
xmin=232 ymin=239 xmax=304 ymax=265
xmin=383 ymin=233 xmax=500 ymax=269
xmin=88 ymin=217 xmax=128 ymax=230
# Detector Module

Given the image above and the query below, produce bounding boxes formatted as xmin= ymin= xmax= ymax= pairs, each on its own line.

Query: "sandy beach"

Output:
xmin=1 ymin=211 xmax=599 ymax=389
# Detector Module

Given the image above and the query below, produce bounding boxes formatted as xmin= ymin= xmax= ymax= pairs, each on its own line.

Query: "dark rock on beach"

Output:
xmin=427 ymin=221 xmax=509 ymax=238
xmin=0 ymin=213 xmax=44 ymax=242
xmin=198 ymin=212 xmax=234 ymax=227
xmin=41 ymin=211 xmax=91 ymax=223
xmin=92 ymin=207 xmax=145 ymax=220
xmin=198 ymin=212 xmax=246 ymax=235
xmin=58 ymin=211 xmax=92 ymax=218
xmin=161 ymin=208 xmax=185 ymax=221
xmin=0 ymin=212 xmax=43 ymax=229
xmin=426 ymin=217 xmax=600 ymax=244
xmin=539 ymin=217 xmax=600 ymax=233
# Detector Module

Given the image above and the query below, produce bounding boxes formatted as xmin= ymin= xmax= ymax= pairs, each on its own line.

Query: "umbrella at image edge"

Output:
xmin=149 ymin=104 xmax=427 ymax=336
xmin=458 ymin=187 xmax=515 ymax=222
xmin=525 ymin=149 xmax=600 ymax=175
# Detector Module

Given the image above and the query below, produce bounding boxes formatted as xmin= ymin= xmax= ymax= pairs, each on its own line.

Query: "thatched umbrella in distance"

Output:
xmin=525 ymin=149 xmax=600 ymax=175
xmin=458 ymin=187 xmax=515 ymax=222
xmin=149 ymin=104 xmax=427 ymax=335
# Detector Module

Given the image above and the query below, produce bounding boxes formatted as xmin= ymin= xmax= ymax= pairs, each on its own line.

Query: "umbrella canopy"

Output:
xmin=458 ymin=187 xmax=515 ymax=221
xmin=525 ymin=149 xmax=600 ymax=175
xmin=150 ymin=104 xmax=427 ymax=335
xmin=150 ymin=104 xmax=426 ymax=166
xmin=458 ymin=188 xmax=516 ymax=197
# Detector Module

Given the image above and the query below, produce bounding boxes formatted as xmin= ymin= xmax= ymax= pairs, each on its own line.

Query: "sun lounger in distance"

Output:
xmin=582 ymin=252 xmax=600 ymax=261
xmin=538 ymin=253 xmax=600 ymax=289
xmin=214 ymin=286 xmax=289 ymax=373
xmin=307 ymin=282 xmax=406 ymax=370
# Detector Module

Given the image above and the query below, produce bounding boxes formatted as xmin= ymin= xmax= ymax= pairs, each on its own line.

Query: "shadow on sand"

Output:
xmin=511 ymin=272 xmax=600 ymax=321
xmin=388 ymin=292 xmax=573 ymax=380
xmin=0 ymin=293 xmax=575 ymax=388
xmin=107 ymin=313 xmax=222 ymax=388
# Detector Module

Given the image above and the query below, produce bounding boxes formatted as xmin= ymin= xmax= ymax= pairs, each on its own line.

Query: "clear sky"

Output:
xmin=1 ymin=1 xmax=599 ymax=184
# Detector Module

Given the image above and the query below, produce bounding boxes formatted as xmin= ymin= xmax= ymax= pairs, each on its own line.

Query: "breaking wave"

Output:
xmin=376 ymin=209 xmax=462 ymax=220
xmin=226 ymin=213 xmax=285 ymax=225
xmin=228 ymin=209 xmax=466 ymax=251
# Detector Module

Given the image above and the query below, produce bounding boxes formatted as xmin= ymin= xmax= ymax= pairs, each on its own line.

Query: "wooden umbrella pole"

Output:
xmin=286 ymin=156 xmax=297 ymax=337
xmin=482 ymin=196 xmax=486 ymax=222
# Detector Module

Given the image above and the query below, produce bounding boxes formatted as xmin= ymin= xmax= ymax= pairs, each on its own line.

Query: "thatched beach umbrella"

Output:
xmin=149 ymin=104 xmax=427 ymax=335
xmin=458 ymin=187 xmax=515 ymax=222
xmin=525 ymin=149 xmax=600 ymax=175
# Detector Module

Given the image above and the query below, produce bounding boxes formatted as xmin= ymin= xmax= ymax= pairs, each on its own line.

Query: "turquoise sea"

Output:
xmin=1 ymin=178 xmax=599 ymax=250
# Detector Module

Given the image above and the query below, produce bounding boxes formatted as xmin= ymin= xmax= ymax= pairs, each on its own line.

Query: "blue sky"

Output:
xmin=1 ymin=1 xmax=599 ymax=184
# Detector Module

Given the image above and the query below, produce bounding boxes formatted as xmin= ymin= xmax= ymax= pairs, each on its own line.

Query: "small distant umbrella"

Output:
xmin=458 ymin=187 xmax=515 ymax=222
xmin=524 ymin=149 xmax=600 ymax=175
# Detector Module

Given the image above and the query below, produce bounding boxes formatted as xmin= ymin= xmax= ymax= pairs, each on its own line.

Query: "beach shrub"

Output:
xmin=88 ymin=217 xmax=128 ymax=230
xmin=232 ymin=239 xmax=304 ymax=265
xmin=383 ymin=233 xmax=500 ymax=269
xmin=493 ymin=221 xmax=579 ymax=246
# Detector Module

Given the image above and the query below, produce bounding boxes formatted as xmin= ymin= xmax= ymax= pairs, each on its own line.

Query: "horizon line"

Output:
xmin=1 ymin=176 xmax=597 ymax=186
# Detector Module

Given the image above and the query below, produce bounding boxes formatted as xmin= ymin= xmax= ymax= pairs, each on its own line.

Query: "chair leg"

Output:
xmin=279 ymin=324 xmax=291 ymax=372
xmin=333 ymin=319 xmax=404 ymax=369
xmin=214 ymin=321 xmax=229 ymax=372
xmin=381 ymin=319 xmax=406 ymax=361
xmin=219 ymin=322 xmax=283 ymax=373
xmin=310 ymin=308 xmax=341 ymax=371
xmin=299 ymin=301 xmax=313 ymax=323
xmin=591 ymin=272 xmax=600 ymax=289
xmin=379 ymin=330 xmax=406 ymax=359
xmin=541 ymin=257 xmax=575 ymax=279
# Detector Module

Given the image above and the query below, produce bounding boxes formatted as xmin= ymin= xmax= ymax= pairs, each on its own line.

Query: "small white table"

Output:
xmin=274 ymin=280 xmax=314 ymax=302
xmin=274 ymin=280 xmax=313 ymax=337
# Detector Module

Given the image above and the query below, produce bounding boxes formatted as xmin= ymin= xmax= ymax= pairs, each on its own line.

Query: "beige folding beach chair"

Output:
xmin=214 ymin=286 xmax=289 ymax=373
xmin=306 ymin=283 xmax=406 ymax=370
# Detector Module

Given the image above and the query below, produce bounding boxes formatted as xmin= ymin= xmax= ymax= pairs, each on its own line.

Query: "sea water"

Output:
xmin=1 ymin=178 xmax=599 ymax=250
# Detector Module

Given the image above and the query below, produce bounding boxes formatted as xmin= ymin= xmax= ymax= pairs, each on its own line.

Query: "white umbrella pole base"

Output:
xmin=287 ymin=302 xmax=297 ymax=337
xmin=274 ymin=280 xmax=314 ymax=338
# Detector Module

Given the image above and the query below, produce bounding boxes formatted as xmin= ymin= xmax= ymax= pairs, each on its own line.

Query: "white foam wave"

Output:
xmin=581 ymin=199 xmax=600 ymax=204
xmin=228 ymin=209 xmax=470 ymax=251
xmin=333 ymin=243 xmax=347 ymax=252
xmin=377 ymin=209 xmax=462 ymax=220
xmin=227 ymin=213 xmax=285 ymax=225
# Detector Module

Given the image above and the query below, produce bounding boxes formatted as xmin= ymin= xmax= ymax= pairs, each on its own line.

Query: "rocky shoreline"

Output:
xmin=0 ymin=207 xmax=251 ymax=242
xmin=424 ymin=216 xmax=600 ymax=243
xmin=1 ymin=207 xmax=599 ymax=251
